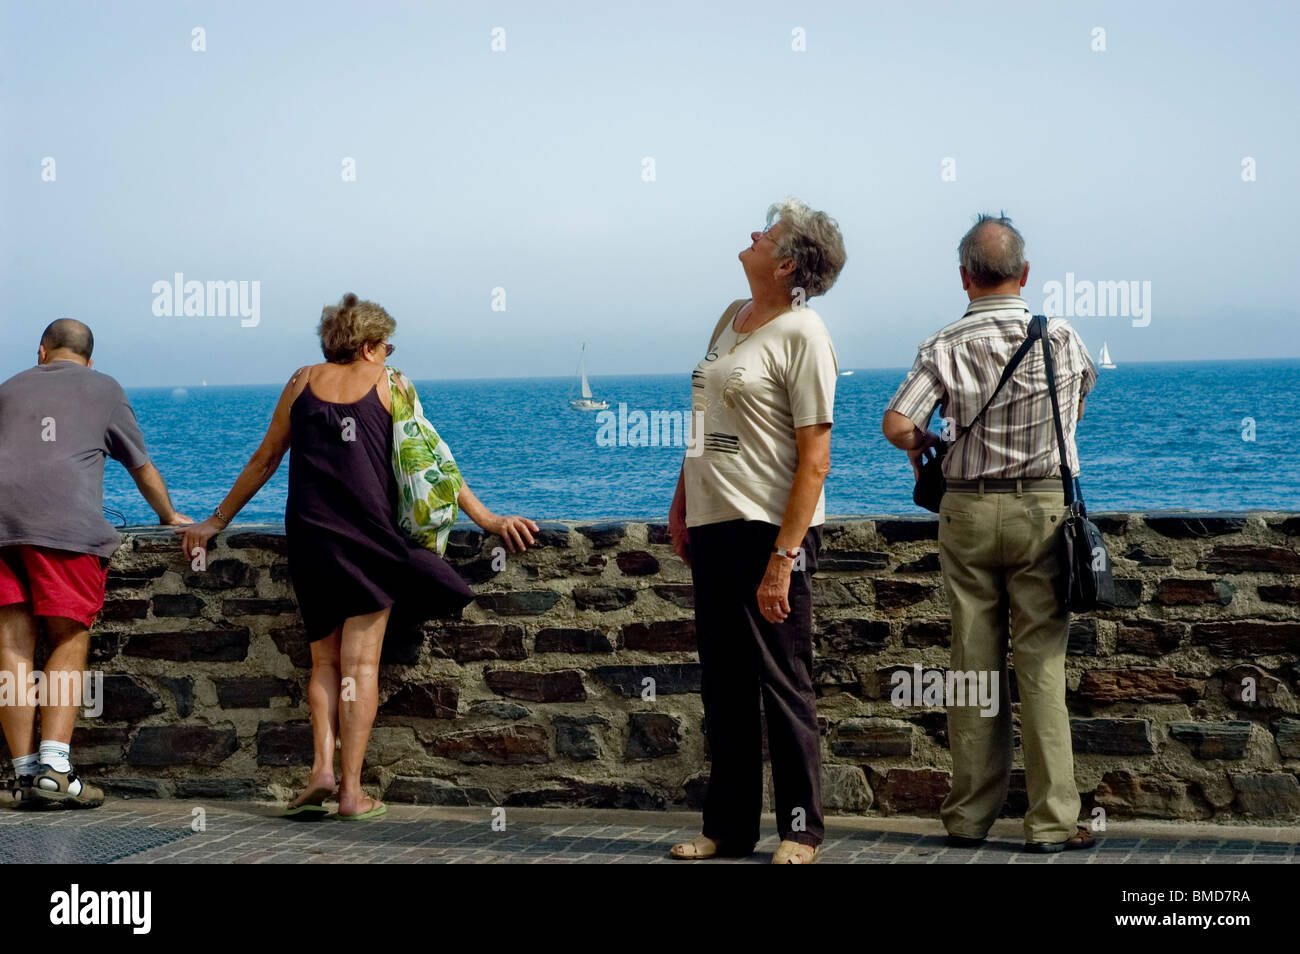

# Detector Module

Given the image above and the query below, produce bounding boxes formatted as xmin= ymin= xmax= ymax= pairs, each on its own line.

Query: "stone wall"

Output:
xmin=7 ymin=513 xmax=1300 ymax=822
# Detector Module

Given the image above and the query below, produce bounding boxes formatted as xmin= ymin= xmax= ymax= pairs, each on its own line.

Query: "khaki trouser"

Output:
xmin=937 ymin=487 xmax=1080 ymax=844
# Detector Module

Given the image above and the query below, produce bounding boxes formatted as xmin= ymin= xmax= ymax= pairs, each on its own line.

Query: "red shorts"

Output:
xmin=0 ymin=546 xmax=109 ymax=629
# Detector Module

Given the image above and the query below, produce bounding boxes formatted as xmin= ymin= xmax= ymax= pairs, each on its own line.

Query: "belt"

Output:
xmin=945 ymin=477 xmax=1063 ymax=494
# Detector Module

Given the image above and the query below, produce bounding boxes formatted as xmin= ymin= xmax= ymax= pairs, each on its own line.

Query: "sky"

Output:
xmin=2 ymin=0 xmax=1297 ymax=387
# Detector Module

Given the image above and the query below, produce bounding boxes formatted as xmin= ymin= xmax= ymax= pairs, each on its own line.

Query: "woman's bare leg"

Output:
xmin=337 ymin=607 xmax=389 ymax=815
xmin=290 ymin=628 xmax=342 ymax=807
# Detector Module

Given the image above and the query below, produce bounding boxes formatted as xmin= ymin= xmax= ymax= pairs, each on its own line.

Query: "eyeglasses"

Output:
xmin=379 ymin=343 xmax=395 ymax=357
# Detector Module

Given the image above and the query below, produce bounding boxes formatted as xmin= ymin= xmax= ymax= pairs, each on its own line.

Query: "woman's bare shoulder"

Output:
xmin=284 ymin=364 xmax=322 ymax=400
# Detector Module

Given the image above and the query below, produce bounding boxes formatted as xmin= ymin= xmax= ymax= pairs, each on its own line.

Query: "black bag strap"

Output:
xmin=1033 ymin=314 xmax=1079 ymax=509
xmin=952 ymin=316 xmax=1043 ymax=442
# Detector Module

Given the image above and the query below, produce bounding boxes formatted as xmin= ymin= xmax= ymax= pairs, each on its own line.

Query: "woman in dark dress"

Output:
xmin=178 ymin=294 xmax=538 ymax=819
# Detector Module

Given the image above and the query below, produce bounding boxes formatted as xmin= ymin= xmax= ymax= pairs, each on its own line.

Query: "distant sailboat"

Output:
xmin=1099 ymin=341 xmax=1116 ymax=369
xmin=569 ymin=344 xmax=609 ymax=410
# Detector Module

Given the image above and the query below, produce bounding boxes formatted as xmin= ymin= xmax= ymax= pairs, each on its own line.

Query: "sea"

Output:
xmin=103 ymin=359 xmax=1300 ymax=527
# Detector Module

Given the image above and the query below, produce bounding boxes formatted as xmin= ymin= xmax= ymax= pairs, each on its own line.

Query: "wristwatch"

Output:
xmin=772 ymin=546 xmax=800 ymax=561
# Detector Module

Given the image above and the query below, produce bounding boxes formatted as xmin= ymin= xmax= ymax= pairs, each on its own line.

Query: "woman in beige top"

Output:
xmin=668 ymin=199 xmax=846 ymax=863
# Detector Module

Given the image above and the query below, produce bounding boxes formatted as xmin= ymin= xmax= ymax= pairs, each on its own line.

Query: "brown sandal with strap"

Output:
xmin=771 ymin=839 xmax=820 ymax=864
xmin=670 ymin=834 xmax=720 ymax=860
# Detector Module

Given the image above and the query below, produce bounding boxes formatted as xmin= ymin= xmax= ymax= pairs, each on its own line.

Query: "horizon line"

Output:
xmin=111 ymin=354 xmax=1300 ymax=390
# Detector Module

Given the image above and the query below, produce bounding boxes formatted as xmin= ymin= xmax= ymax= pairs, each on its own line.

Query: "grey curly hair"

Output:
xmin=765 ymin=198 xmax=847 ymax=298
xmin=317 ymin=292 xmax=396 ymax=363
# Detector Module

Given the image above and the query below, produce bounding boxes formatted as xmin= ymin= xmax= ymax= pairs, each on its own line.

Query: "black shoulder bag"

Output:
xmin=912 ymin=320 xmax=1043 ymax=512
xmin=1034 ymin=314 xmax=1116 ymax=612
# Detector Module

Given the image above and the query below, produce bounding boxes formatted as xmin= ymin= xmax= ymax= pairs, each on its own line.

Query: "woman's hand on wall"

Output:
xmin=486 ymin=513 xmax=539 ymax=553
xmin=174 ymin=516 xmax=222 ymax=563
xmin=756 ymin=553 xmax=792 ymax=623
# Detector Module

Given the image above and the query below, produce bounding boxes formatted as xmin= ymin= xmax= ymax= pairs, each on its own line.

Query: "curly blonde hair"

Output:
xmin=317 ymin=293 xmax=395 ymax=363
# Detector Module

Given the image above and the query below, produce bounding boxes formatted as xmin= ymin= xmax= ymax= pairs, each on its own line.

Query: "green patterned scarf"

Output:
xmin=386 ymin=366 xmax=463 ymax=555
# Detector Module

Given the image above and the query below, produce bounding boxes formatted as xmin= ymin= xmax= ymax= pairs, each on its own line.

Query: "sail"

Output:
xmin=1099 ymin=342 xmax=1112 ymax=365
xmin=578 ymin=349 xmax=593 ymax=398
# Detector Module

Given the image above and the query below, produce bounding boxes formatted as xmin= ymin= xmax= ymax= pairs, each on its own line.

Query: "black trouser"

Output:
xmin=688 ymin=519 xmax=823 ymax=848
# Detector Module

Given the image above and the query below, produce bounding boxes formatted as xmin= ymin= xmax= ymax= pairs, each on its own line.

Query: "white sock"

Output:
xmin=37 ymin=741 xmax=82 ymax=795
xmin=12 ymin=753 xmax=39 ymax=777
xmin=39 ymin=740 xmax=71 ymax=773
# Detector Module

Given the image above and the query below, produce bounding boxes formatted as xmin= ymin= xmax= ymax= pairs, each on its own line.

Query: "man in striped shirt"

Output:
xmin=882 ymin=214 xmax=1098 ymax=854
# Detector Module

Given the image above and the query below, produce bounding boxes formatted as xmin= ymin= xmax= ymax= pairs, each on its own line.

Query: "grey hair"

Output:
xmin=958 ymin=213 xmax=1025 ymax=286
xmin=765 ymin=197 xmax=847 ymax=298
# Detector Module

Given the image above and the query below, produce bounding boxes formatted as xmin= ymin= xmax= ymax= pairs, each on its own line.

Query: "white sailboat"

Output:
xmin=1099 ymin=341 xmax=1116 ymax=369
xmin=569 ymin=343 xmax=609 ymax=410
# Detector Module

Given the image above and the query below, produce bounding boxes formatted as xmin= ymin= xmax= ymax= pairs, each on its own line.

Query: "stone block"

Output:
xmin=122 ymin=629 xmax=250 ymax=662
xmin=623 ymin=619 xmax=695 ymax=653
xmin=1092 ymin=771 xmax=1213 ymax=819
xmin=129 ymin=726 xmax=239 ymax=766
xmin=1168 ymin=722 xmax=1251 ymax=760
xmin=616 ymin=550 xmax=660 ymax=576
xmin=592 ymin=664 xmax=701 ymax=697
xmin=428 ymin=623 xmax=526 ymax=662
xmin=534 ymin=628 xmax=614 ymax=653
xmin=626 ymin=712 xmax=681 ymax=759
xmin=1076 ymin=668 xmax=1205 ymax=704
xmin=831 ymin=718 xmax=913 ymax=757
xmin=484 ymin=668 xmax=586 ymax=703
xmin=572 ymin=586 xmax=636 ymax=611
xmin=1071 ymin=718 xmax=1155 ymax=755
xmin=474 ymin=590 xmax=562 ymax=616
xmin=380 ymin=683 xmax=459 ymax=719
xmin=430 ymin=724 xmax=550 ymax=764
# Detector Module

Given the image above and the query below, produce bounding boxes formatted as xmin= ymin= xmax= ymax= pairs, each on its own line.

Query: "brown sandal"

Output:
xmin=670 ymin=835 xmax=720 ymax=860
xmin=669 ymin=834 xmax=755 ymax=860
xmin=772 ymin=840 xmax=820 ymax=864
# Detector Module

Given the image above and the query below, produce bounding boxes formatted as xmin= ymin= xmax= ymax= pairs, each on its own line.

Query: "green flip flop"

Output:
xmin=281 ymin=785 xmax=333 ymax=821
xmin=282 ymin=803 xmax=330 ymax=820
xmin=335 ymin=799 xmax=387 ymax=821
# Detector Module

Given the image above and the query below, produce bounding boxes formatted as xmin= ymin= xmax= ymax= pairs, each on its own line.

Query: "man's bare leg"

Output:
xmin=40 ymin=616 xmax=90 ymax=745
xmin=0 ymin=605 xmax=40 ymax=765
xmin=27 ymin=616 xmax=103 ymax=807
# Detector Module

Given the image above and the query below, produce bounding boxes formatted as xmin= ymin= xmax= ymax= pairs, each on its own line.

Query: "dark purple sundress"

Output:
xmin=285 ymin=380 xmax=473 ymax=642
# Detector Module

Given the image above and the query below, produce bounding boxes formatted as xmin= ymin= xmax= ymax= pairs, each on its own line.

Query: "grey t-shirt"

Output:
xmin=0 ymin=361 xmax=150 ymax=558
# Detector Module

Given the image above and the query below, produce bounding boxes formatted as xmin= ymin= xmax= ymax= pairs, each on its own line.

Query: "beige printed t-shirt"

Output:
xmin=684 ymin=299 xmax=838 ymax=528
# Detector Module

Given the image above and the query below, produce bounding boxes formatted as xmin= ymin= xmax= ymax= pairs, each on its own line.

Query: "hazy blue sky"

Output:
xmin=3 ymin=0 xmax=1297 ymax=387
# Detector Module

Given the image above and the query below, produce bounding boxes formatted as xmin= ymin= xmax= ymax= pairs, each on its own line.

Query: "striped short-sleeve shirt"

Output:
xmin=887 ymin=295 xmax=1097 ymax=480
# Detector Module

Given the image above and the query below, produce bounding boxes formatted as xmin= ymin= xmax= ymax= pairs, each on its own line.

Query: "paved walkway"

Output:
xmin=2 ymin=798 xmax=1298 ymax=864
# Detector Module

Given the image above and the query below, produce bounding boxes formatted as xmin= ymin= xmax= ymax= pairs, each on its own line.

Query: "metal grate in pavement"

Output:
xmin=0 ymin=823 xmax=195 ymax=864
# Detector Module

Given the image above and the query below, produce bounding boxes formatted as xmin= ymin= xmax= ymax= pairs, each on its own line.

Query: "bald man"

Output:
xmin=882 ymin=216 xmax=1097 ymax=854
xmin=0 ymin=319 xmax=190 ymax=810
